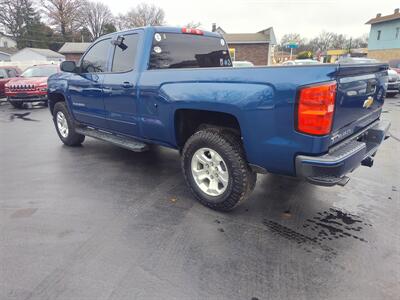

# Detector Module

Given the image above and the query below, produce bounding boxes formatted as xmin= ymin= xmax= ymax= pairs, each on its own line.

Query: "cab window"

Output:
xmin=81 ymin=38 xmax=110 ymax=73
xmin=111 ymin=34 xmax=139 ymax=73
xmin=149 ymin=33 xmax=231 ymax=69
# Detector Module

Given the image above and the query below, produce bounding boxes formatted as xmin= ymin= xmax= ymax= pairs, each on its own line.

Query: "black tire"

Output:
xmin=9 ymin=100 xmax=24 ymax=109
xmin=386 ymin=92 xmax=398 ymax=98
xmin=182 ymin=128 xmax=256 ymax=211
xmin=53 ymin=101 xmax=85 ymax=146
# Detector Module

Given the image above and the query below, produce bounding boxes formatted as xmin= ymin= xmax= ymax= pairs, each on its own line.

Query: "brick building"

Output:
xmin=366 ymin=8 xmax=400 ymax=61
xmin=213 ymin=25 xmax=276 ymax=65
xmin=58 ymin=42 xmax=91 ymax=62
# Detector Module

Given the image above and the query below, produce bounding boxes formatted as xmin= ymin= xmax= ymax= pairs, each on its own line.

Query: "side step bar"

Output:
xmin=75 ymin=127 xmax=149 ymax=152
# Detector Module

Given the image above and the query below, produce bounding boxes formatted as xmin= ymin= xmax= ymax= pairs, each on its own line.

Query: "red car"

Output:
xmin=5 ymin=64 xmax=59 ymax=109
xmin=0 ymin=66 xmax=22 ymax=98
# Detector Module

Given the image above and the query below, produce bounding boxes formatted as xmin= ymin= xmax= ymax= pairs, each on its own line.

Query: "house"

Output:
xmin=366 ymin=8 xmax=400 ymax=61
xmin=11 ymin=48 xmax=65 ymax=62
xmin=0 ymin=47 xmax=18 ymax=62
xmin=212 ymin=24 xmax=277 ymax=65
xmin=58 ymin=42 xmax=91 ymax=62
xmin=0 ymin=33 xmax=17 ymax=49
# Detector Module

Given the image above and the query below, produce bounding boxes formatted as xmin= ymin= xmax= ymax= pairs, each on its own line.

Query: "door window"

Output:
xmin=7 ymin=69 xmax=17 ymax=78
xmin=111 ymin=34 xmax=139 ymax=72
xmin=81 ymin=38 xmax=110 ymax=73
xmin=0 ymin=69 xmax=7 ymax=79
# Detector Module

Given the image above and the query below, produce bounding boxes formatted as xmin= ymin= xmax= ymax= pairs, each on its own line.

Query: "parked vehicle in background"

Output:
xmin=0 ymin=66 xmax=22 ymax=98
xmin=389 ymin=59 xmax=400 ymax=74
xmin=5 ymin=64 xmax=59 ymax=108
xmin=282 ymin=59 xmax=320 ymax=65
xmin=336 ymin=57 xmax=380 ymax=64
xmin=232 ymin=61 xmax=254 ymax=67
xmin=386 ymin=69 xmax=400 ymax=97
xmin=47 ymin=26 xmax=390 ymax=211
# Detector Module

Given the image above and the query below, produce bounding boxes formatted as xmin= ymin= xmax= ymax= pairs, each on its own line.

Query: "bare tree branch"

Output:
xmin=119 ymin=3 xmax=165 ymax=29
xmin=81 ymin=1 xmax=114 ymax=40
xmin=41 ymin=0 xmax=84 ymax=39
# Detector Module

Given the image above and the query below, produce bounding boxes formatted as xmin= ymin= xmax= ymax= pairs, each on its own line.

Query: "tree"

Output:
xmin=351 ymin=33 xmax=368 ymax=48
xmin=120 ymin=3 xmax=165 ymax=29
xmin=0 ymin=0 xmax=52 ymax=48
xmin=308 ymin=31 xmax=336 ymax=52
xmin=41 ymin=0 xmax=83 ymax=41
xmin=184 ymin=21 xmax=201 ymax=29
xmin=81 ymin=1 xmax=114 ymax=40
xmin=296 ymin=51 xmax=314 ymax=59
xmin=279 ymin=33 xmax=305 ymax=48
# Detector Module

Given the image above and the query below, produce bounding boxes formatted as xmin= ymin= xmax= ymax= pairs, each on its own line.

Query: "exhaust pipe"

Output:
xmin=361 ymin=156 xmax=374 ymax=167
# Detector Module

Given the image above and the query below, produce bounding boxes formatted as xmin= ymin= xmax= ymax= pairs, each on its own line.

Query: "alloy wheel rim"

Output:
xmin=56 ymin=111 xmax=69 ymax=138
xmin=191 ymin=147 xmax=229 ymax=197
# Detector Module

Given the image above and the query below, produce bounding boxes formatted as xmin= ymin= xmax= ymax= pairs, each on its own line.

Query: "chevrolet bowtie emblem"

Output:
xmin=363 ymin=96 xmax=374 ymax=109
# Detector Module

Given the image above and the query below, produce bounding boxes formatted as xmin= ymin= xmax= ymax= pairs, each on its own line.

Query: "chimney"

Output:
xmin=376 ymin=13 xmax=382 ymax=18
xmin=395 ymin=8 xmax=399 ymax=14
xmin=212 ymin=23 xmax=216 ymax=32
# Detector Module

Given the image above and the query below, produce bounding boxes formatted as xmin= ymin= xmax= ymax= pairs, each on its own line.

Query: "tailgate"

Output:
xmin=330 ymin=63 xmax=388 ymax=145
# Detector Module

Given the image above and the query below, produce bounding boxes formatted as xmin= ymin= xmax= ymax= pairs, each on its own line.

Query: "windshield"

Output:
xmin=149 ymin=33 xmax=232 ymax=69
xmin=21 ymin=66 xmax=58 ymax=77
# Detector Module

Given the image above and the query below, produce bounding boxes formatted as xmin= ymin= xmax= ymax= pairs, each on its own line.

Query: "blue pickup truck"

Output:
xmin=48 ymin=26 xmax=390 ymax=211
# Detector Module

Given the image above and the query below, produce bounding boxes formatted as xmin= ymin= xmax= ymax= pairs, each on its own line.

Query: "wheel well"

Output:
xmin=175 ymin=109 xmax=241 ymax=148
xmin=48 ymin=92 xmax=65 ymax=114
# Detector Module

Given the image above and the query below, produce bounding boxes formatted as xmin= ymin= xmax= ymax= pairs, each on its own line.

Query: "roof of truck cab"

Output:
xmin=101 ymin=26 xmax=222 ymax=39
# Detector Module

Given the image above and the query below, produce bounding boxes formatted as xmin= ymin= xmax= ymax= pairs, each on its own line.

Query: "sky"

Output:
xmin=102 ymin=0 xmax=400 ymax=42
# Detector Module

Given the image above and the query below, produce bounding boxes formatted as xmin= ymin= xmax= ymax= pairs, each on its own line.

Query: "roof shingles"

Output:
xmin=366 ymin=11 xmax=400 ymax=25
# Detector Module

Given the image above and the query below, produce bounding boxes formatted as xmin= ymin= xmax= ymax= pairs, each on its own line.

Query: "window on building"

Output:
xmin=396 ymin=28 xmax=400 ymax=39
xmin=81 ymin=38 xmax=110 ymax=73
xmin=377 ymin=30 xmax=381 ymax=40
xmin=111 ymin=34 xmax=139 ymax=72
xmin=4 ymin=41 xmax=8 ymax=48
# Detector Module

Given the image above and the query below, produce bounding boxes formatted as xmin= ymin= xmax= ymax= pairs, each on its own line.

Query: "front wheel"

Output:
xmin=182 ymin=128 xmax=256 ymax=211
xmin=9 ymin=100 xmax=24 ymax=109
xmin=53 ymin=102 xmax=85 ymax=146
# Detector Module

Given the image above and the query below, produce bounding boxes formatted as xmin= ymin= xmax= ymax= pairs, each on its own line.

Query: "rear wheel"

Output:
xmin=8 ymin=100 xmax=24 ymax=109
xmin=182 ymin=128 xmax=256 ymax=211
xmin=386 ymin=92 xmax=398 ymax=98
xmin=53 ymin=102 xmax=85 ymax=146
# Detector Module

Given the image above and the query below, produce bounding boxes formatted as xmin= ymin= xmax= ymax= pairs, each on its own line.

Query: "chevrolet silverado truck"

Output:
xmin=47 ymin=26 xmax=391 ymax=211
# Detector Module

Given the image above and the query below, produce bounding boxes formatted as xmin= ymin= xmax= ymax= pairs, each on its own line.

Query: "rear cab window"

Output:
xmin=149 ymin=32 xmax=232 ymax=69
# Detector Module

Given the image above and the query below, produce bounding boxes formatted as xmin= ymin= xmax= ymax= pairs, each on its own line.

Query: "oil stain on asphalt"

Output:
xmin=263 ymin=219 xmax=338 ymax=262
xmin=304 ymin=208 xmax=371 ymax=243
xmin=262 ymin=207 xmax=372 ymax=262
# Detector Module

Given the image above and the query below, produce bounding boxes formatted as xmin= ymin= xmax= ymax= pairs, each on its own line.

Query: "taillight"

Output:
xmin=181 ymin=28 xmax=203 ymax=35
xmin=296 ymin=82 xmax=337 ymax=135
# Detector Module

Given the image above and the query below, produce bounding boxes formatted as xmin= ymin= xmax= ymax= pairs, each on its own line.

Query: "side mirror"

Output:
xmin=60 ymin=61 xmax=77 ymax=73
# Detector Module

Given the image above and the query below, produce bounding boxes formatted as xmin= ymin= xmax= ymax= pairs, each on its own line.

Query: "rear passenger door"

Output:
xmin=102 ymin=33 xmax=141 ymax=137
xmin=68 ymin=38 xmax=111 ymax=129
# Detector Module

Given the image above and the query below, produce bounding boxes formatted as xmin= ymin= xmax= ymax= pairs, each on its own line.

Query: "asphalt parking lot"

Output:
xmin=0 ymin=97 xmax=399 ymax=300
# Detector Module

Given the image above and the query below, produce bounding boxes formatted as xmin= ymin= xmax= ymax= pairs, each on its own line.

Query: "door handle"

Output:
xmin=122 ymin=82 xmax=134 ymax=88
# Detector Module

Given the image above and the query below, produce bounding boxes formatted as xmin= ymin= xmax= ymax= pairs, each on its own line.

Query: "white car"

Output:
xmin=282 ymin=59 xmax=320 ymax=66
xmin=232 ymin=61 xmax=254 ymax=67
xmin=386 ymin=69 xmax=400 ymax=97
